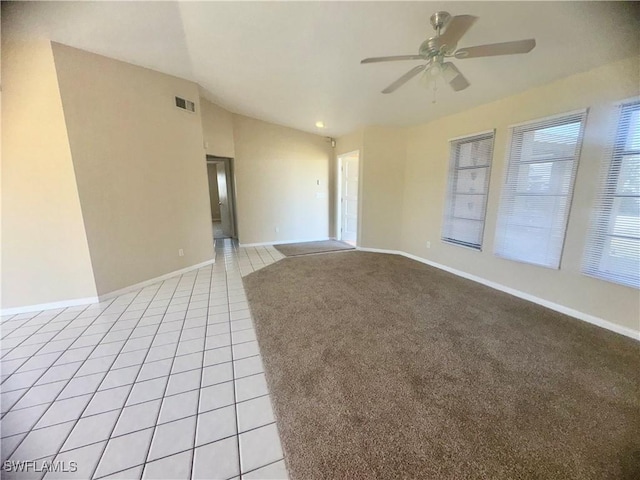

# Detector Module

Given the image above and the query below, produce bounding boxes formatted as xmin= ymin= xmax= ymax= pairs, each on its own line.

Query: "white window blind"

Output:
xmin=442 ymin=132 xmax=495 ymax=250
xmin=583 ymin=100 xmax=640 ymax=288
xmin=494 ymin=111 xmax=587 ymax=268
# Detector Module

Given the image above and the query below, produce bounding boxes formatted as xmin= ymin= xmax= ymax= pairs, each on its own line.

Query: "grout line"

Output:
xmin=239 ymin=457 xmax=285 ymax=478
xmin=0 ymin=306 xmax=90 ymax=378
xmin=4 ymin=371 xmax=260 ymax=428
xmin=0 ymin=303 xmax=118 ymax=419
xmin=227 ymin=244 xmax=244 ymax=478
xmin=55 ymin=392 xmax=270 ymax=455
xmin=135 ymin=272 xmax=201 ymax=480
xmin=189 ymin=263 xmax=214 ymax=479
xmin=1 ymin=295 xmax=136 ymax=458
xmin=69 ymin=277 xmax=182 ymax=479
xmin=16 ymin=416 xmax=284 ymax=472
xmin=0 ymin=320 xmax=251 ymax=393
xmin=90 ymin=423 xmax=281 ymax=480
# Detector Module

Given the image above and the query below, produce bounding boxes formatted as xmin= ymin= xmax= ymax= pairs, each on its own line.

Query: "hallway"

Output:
xmin=212 ymin=222 xmax=228 ymax=240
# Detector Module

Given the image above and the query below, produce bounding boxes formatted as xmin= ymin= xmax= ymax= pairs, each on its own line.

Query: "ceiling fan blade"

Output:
xmin=382 ymin=64 xmax=427 ymax=94
xmin=454 ymin=39 xmax=536 ymax=59
xmin=361 ymin=55 xmax=425 ymax=64
xmin=439 ymin=15 xmax=477 ymax=50
xmin=442 ymin=62 xmax=470 ymax=92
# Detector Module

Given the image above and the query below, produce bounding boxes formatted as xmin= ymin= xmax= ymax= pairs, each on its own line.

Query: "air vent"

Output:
xmin=175 ymin=96 xmax=195 ymax=113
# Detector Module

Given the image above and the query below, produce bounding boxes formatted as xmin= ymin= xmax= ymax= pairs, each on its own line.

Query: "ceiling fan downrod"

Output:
xmin=430 ymin=11 xmax=451 ymax=35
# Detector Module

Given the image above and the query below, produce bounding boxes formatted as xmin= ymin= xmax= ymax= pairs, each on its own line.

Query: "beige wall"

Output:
xmin=201 ymin=98 xmax=235 ymax=158
xmin=1 ymin=39 xmax=97 ymax=309
xmin=360 ymin=126 xmax=407 ymax=250
xmin=232 ymin=114 xmax=333 ymax=244
xmin=401 ymin=55 xmax=640 ymax=332
xmin=336 ymin=127 xmax=407 ymax=250
xmin=335 ymin=129 xmax=364 ymax=158
xmin=52 ymin=43 xmax=213 ymax=295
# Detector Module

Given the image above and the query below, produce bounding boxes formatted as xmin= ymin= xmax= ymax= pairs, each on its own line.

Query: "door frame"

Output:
xmin=336 ymin=150 xmax=360 ymax=245
xmin=206 ymin=155 xmax=238 ymax=239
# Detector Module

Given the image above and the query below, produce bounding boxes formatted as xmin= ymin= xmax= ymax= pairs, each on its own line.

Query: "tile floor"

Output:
xmin=212 ymin=222 xmax=228 ymax=240
xmin=0 ymin=240 xmax=288 ymax=480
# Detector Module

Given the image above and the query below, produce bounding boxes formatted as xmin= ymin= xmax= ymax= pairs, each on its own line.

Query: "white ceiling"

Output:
xmin=4 ymin=1 xmax=639 ymax=136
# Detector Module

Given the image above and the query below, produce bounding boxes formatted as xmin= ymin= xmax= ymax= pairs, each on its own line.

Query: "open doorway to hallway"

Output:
xmin=337 ymin=150 xmax=360 ymax=246
xmin=206 ymin=155 xmax=238 ymax=242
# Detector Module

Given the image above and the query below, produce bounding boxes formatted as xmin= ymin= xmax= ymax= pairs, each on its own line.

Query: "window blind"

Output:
xmin=442 ymin=131 xmax=495 ymax=250
xmin=583 ymin=100 xmax=640 ymax=288
xmin=494 ymin=110 xmax=587 ymax=268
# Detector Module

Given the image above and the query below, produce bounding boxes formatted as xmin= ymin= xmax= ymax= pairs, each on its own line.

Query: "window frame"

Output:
xmin=583 ymin=98 xmax=640 ymax=288
xmin=494 ymin=109 xmax=588 ymax=269
xmin=441 ymin=130 xmax=495 ymax=251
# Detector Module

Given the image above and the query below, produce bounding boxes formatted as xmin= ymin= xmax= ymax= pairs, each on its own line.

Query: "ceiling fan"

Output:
xmin=361 ymin=11 xmax=536 ymax=94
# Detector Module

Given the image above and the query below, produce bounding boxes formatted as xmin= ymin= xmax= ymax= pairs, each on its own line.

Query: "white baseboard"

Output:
xmin=1 ymin=296 xmax=101 ymax=316
xmin=98 ymin=258 xmax=216 ymax=301
xmin=357 ymin=247 xmax=403 ymax=255
xmin=6 ymin=247 xmax=636 ymax=341
xmin=1 ymin=258 xmax=216 ymax=316
xmin=357 ymin=247 xmax=639 ymax=341
xmin=239 ymin=237 xmax=331 ymax=248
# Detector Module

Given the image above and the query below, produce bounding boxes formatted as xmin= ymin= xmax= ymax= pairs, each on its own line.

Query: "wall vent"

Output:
xmin=175 ymin=96 xmax=195 ymax=113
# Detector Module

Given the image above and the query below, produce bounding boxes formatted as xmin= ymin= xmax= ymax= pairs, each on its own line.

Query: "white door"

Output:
xmin=216 ymin=163 xmax=233 ymax=238
xmin=340 ymin=152 xmax=359 ymax=245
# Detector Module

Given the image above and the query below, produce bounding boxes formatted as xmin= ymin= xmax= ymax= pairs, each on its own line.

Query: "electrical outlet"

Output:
xmin=275 ymin=227 xmax=280 ymax=233
xmin=426 ymin=241 xmax=431 ymax=249
xmin=178 ymin=249 xmax=184 ymax=257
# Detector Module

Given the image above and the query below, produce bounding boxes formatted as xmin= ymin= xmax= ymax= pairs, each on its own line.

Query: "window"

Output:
xmin=583 ymin=100 xmax=640 ymax=288
xmin=494 ymin=111 xmax=587 ymax=268
xmin=441 ymin=131 xmax=495 ymax=250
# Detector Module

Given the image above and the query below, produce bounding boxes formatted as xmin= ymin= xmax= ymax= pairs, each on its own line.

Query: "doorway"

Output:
xmin=206 ymin=156 xmax=237 ymax=241
xmin=337 ymin=151 xmax=359 ymax=246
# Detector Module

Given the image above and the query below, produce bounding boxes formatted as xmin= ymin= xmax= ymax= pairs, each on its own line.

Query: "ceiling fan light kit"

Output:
xmin=361 ymin=11 xmax=536 ymax=96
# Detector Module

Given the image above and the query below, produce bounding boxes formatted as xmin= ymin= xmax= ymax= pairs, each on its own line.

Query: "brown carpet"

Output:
xmin=243 ymin=251 xmax=640 ymax=480
xmin=274 ymin=240 xmax=354 ymax=257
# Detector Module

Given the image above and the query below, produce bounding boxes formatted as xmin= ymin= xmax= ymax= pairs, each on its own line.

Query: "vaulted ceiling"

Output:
xmin=4 ymin=1 xmax=639 ymax=136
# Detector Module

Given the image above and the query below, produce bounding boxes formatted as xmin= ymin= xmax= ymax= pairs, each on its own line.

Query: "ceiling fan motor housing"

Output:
xmin=421 ymin=12 xmax=456 ymax=58
xmin=419 ymin=38 xmax=445 ymax=58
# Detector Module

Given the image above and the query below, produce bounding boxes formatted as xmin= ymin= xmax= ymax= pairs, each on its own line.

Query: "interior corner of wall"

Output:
xmin=50 ymin=42 xmax=101 ymax=301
